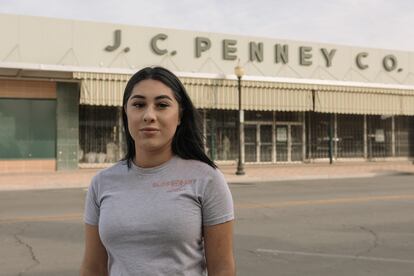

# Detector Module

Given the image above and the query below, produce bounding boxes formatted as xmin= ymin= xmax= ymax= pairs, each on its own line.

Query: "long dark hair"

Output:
xmin=122 ymin=66 xmax=217 ymax=169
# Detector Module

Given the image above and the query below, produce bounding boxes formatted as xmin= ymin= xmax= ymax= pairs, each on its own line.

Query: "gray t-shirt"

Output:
xmin=84 ymin=156 xmax=234 ymax=276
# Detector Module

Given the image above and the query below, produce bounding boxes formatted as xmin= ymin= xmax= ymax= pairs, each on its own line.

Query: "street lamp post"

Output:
xmin=235 ymin=64 xmax=245 ymax=175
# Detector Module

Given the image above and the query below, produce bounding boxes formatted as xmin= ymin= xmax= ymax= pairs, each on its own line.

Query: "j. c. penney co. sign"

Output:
xmin=104 ymin=30 xmax=403 ymax=73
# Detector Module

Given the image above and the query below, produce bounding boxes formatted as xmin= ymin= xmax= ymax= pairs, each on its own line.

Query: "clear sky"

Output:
xmin=0 ymin=0 xmax=413 ymax=51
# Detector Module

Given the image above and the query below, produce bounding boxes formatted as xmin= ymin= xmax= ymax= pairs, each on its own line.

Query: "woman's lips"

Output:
xmin=140 ymin=128 xmax=159 ymax=135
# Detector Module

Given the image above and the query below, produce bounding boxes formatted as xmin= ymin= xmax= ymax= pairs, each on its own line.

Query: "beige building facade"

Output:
xmin=0 ymin=14 xmax=413 ymax=172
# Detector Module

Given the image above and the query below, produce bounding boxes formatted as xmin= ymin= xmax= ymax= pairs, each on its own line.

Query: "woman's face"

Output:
xmin=125 ymin=79 xmax=181 ymax=154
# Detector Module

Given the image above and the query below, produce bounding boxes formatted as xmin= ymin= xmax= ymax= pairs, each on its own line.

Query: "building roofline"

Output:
xmin=1 ymin=61 xmax=414 ymax=91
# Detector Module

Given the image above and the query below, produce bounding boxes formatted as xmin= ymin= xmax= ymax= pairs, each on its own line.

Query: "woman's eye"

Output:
xmin=133 ymin=102 xmax=145 ymax=108
xmin=157 ymin=103 xmax=169 ymax=108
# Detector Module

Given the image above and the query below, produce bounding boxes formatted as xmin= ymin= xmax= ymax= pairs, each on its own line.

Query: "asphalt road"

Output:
xmin=1 ymin=174 xmax=413 ymax=276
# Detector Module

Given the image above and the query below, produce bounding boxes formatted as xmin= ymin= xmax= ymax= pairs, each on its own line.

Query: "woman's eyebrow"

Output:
xmin=154 ymin=95 xmax=174 ymax=101
xmin=129 ymin=94 xmax=173 ymax=101
xmin=129 ymin=95 xmax=145 ymax=100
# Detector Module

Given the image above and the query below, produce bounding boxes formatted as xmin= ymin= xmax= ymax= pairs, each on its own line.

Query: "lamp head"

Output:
xmin=234 ymin=65 xmax=244 ymax=78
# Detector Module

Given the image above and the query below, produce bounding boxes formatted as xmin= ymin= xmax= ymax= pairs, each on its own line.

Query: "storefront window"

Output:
xmin=337 ymin=114 xmax=364 ymax=158
xmin=245 ymin=111 xmax=273 ymax=121
xmin=276 ymin=111 xmax=301 ymax=122
xmin=79 ymin=105 xmax=125 ymax=164
xmin=260 ymin=125 xmax=272 ymax=162
xmin=367 ymin=115 xmax=392 ymax=158
xmin=276 ymin=125 xmax=288 ymax=161
xmin=395 ymin=116 xmax=414 ymax=157
xmin=244 ymin=125 xmax=257 ymax=162
xmin=307 ymin=112 xmax=331 ymax=159
xmin=0 ymin=99 xmax=56 ymax=159
xmin=291 ymin=125 xmax=303 ymax=161
xmin=205 ymin=110 xmax=237 ymax=161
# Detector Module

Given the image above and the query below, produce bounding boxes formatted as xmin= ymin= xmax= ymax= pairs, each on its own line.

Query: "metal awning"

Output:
xmin=73 ymin=72 xmax=414 ymax=115
xmin=74 ymin=72 xmax=129 ymax=106
xmin=314 ymin=90 xmax=410 ymax=115
xmin=181 ymin=78 xmax=312 ymax=111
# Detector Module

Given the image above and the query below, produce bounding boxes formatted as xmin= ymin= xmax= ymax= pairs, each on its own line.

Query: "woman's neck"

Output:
xmin=133 ymin=147 xmax=173 ymax=168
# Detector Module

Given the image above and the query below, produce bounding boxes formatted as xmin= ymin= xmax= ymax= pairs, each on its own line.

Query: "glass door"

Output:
xmin=244 ymin=125 xmax=257 ymax=162
xmin=367 ymin=116 xmax=392 ymax=158
xmin=276 ymin=125 xmax=288 ymax=162
xmin=291 ymin=125 xmax=303 ymax=161
xmin=276 ymin=124 xmax=303 ymax=162
xmin=260 ymin=125 xmax=272 ymax=162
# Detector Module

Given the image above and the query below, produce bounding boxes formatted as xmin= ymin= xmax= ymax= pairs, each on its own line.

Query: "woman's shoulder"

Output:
xmin=92 ymin=160 xmax=129 ymax=181
xmin=175 ymin=156 xmax=222 ymax=178
xmin=176 ymin=156 xmax=211 ymax=169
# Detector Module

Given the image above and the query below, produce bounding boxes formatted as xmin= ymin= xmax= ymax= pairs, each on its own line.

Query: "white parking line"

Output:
xmin=256 ymin=248 xmax=414 ymax=264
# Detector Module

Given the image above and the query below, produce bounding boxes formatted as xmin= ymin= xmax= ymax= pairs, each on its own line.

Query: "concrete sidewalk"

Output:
xmin=0 ymin=161 xmax=413 ymax=191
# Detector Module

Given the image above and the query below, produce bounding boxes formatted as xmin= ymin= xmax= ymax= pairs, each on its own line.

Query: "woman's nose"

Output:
xmin=143 ymin=106 xmax=156 ymax=122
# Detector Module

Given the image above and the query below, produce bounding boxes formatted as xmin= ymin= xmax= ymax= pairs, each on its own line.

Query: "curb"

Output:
xmin=226 ymin=173 xmax=379 ymax=184
xmin=0 ymin=173 xmax=383 ymax=192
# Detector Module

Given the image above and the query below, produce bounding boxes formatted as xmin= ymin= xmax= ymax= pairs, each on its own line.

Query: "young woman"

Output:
xmin=80 ymin=67 xmax=235 ymax=276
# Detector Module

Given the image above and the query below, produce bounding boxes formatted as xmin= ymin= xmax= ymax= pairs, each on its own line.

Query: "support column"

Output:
xmin=364 ymin=115 xmax=368 ymax=159
xmin=211 ymin=112 xmax=216 ymax=161
xmin=308 ymin=112 xmax=312 ymax=160
xmin=328 ymin=114 xmax=334 ymax=164
xmin=272 ymin=111 xmax=276 ymax=163
xmin=256 ymin=124 xmax=260 ymax=162
xmin=56 ymin=82 xmax=79 ymax=170
xmin=302 ymin=112 xmax=306 ymax=162
xmin=203 ymin=109 xmax=207 ymax=153
xmin=334 ymin=113 xmax=338 ymax=159
xmin=241 ymin=111 xmax=245 ymax=164
xmin=287 ymin=125 xmax=292 ymax=162
xmin=118 ymin=107 xmax=124 ymax=159
xmin=391 ymin=116 xmax=396 ymax=157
